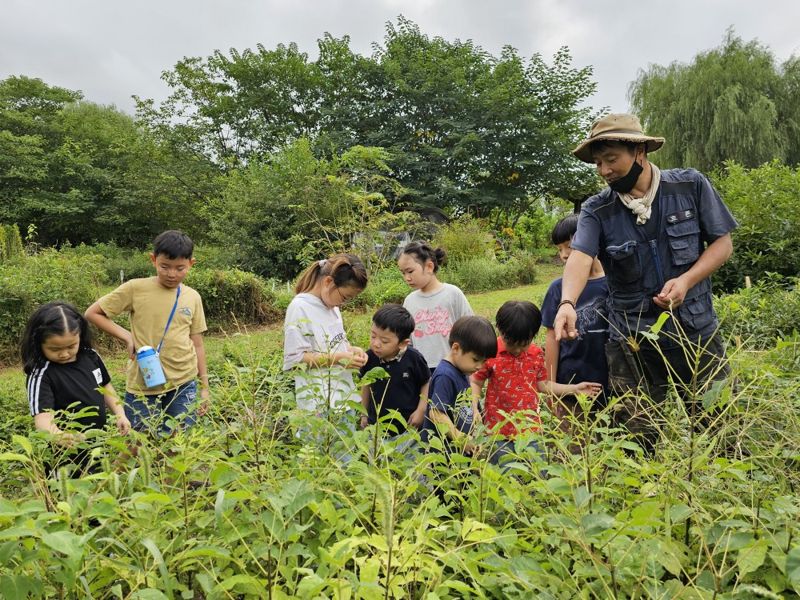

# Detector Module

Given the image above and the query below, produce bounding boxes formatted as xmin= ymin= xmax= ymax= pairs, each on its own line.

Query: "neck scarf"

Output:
xmin=617 ymin=163 xmax=661 ymax=225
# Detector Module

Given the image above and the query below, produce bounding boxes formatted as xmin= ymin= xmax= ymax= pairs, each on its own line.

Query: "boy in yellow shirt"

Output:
xmin=86 ymin=230 xmax=209 ymax=435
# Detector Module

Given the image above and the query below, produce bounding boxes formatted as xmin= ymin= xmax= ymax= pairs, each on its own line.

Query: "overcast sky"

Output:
xmin=1 ymin=0 xmax=798 ymax=117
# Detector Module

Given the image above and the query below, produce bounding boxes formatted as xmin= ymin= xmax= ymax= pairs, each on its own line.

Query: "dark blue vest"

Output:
xmin=578 ymin=169 xmax=731 ymax=345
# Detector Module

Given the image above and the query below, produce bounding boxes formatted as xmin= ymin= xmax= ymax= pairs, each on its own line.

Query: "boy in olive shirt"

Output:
xmin=85 ymin=230 xmax=209 ymax=435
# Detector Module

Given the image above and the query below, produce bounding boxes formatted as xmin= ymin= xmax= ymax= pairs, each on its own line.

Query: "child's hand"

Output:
xmin=574 ymin=381 xmax=603 ymax=398
xmin=350 ymin=346 xmax=368 ymax=368
xmin=408 ymin=407 xmax=426 ymax=429
xmin=360 ymin=415 xmax=369 ymax=430
xmin=197 ymin=386 xmax=211 ymax=416
xmin=116 ymin=414 xmax=131 ymax=435
xmin=463 ymin=438 xmax=481 ymax=456
xmin=126 ymin=335 xmax=136 ymax=361
xmin=339 ymin=348 xmax=367 ymax=369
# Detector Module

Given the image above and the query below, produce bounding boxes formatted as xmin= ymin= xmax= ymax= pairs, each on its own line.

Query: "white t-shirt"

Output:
xmin=403 ymin=283 xmax=473 ymax=368
xmin=283 ymin=293 xmax=359 ymax=411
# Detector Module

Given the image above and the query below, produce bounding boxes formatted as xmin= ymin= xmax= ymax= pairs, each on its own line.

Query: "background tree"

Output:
xmin=629 ymin=30 xmax=799 ymax=172
xmin=139 ymin=17 xmax=599 ymax=224
xmin=0 ymin=76 xmax=220 ymax=246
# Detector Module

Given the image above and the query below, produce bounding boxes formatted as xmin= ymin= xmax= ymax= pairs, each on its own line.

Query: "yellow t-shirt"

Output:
xmin=98 ymin=277 xmax=207 ymax=394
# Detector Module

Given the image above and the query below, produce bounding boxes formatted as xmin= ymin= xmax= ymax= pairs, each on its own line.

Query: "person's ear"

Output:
xmin=399 ymin=338 xmax=411 ymax=350
xmin=189 ymin=258 xmax=196 ymax=267
xmin=149 ymin=253 xmax=157 ymax=266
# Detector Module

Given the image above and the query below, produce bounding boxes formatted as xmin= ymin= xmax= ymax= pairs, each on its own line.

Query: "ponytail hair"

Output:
xmin=20 ymin=301 xmax=94 ymax=374
xmin=400 ymin=242 xmax=447 ymax=273
xmin=295 ymin=253 xmax=368 ymax=295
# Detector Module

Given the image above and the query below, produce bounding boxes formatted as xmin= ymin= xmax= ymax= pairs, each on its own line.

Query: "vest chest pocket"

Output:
xmin=666 ymin=219 xmax=701 ymax=266
xmin=605 ymin=241 xmax=641 ymax=291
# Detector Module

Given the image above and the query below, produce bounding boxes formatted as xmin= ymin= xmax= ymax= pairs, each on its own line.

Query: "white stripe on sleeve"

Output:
xmin=27 ymin=362 xmax=50 ymax=416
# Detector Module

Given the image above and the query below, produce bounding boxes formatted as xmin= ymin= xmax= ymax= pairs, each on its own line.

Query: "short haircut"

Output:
xmin=372 ymin=304 xmax=415 ymax=341
xmin=449 ymin=316 xmax=497 ymax=360
xmin=495 ymin=301 xmax=541 ymax=345
xmin=153 ymin=230 xmax=194 ymax=260
xmin=551 ymin=214 xmax=579 ymax=245
xmin=589 ymin=139 xmax=640 ymax=157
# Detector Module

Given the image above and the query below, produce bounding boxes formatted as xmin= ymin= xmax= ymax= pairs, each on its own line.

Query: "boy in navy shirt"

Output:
xmin=541 ymin=214 xmax=610 ymax=426
xmin=426 ymin=316 xmax=498 ymax=453
xmin=359 ymin=304 xmax=430 ymax=435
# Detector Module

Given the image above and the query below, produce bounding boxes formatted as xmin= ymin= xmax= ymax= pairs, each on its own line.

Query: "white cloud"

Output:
xmin=0 ymin=0 xmax=797 ymax=116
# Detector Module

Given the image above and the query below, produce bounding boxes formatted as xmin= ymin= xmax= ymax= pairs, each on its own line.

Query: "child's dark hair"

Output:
xmin=20 ymin=302 xmax=93 ymax=374
xmin=153 ymin=230 xmax=194 ymax=260
xmin=400 ymin=242 xmax=447 ymax=273
xmin=449 ymin=316 xmax=497 ymax=360
xmin=496 ymin=301 xmax=541 ymax=345
xmin=372 ymin=304 xmax=415 ymax=341
xmin=551 ymin=214 xmax=579 ymax=245
xmin=295 ymin=253 xmax=368 ymax=295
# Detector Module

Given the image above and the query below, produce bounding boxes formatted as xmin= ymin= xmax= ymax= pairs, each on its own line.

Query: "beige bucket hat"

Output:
xmin=572 ymin=113 xmax=665 ymax=163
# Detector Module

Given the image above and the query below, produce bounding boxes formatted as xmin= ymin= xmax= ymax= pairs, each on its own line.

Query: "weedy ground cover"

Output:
xmin=0 ymin=274 xmax=798 ymax=598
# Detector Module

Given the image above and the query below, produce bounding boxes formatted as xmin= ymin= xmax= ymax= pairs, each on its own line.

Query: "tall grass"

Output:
xmin=1 ymin=328 xmax=798 ymax=598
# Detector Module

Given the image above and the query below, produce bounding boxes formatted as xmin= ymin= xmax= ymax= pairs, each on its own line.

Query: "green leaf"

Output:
xmin=41 ymin=530 xmax=83 ymax=556
xmin=650 ymin=311 xmax=671 ymax=335
xmin=0 ymin=453 xmax=30 ymax=463
xmin=141 ymin=538 xmax=173 ymax=597
xmin=217 ymin=574 xmax=267 ymax=594
xmin=737 ymin=539 xmax=768 ymax=577
xmin=12 ymin=435 xmax=32 ymax=455
xmin=787 ymin=546 xmax=800 ymax=592
xmin=581 ymin=512 xmax=616 ymax=535
xmin=214 ymin=489 xmax=225 ymax=526
xmin=657 ymin=540 xmax=684 ymax=576
xmin=130 ymin=590 xmax=170 ymax=600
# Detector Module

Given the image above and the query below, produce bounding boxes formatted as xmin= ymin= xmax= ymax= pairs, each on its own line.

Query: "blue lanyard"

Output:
xmin=156 ymin=286 xmax=181 ymax=354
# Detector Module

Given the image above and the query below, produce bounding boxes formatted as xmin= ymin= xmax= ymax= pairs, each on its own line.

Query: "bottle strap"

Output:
xmin=156 ymin=286 xmax=181 ymax=354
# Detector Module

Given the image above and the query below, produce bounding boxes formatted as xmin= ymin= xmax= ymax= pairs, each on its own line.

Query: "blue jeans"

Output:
xmin=125 ymin=380 xmax=198 ymax=436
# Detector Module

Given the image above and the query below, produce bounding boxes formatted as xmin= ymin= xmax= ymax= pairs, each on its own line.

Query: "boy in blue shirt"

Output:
xmin=426 ymin=315 xmax=497 ymax=453
xmin=541 ymin=214 xmax=609 ymax=426
xmin=359 ymin=304 xmax=430 ymax=435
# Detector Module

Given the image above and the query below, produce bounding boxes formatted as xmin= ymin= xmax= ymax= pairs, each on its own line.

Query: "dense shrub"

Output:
xmin=59 ymin=243 xmax=153 ymax=284
xmin=441 ymin=254 xmax=537 ymax=293
xmin=432 ymin=216 xmax=495 ymax=262
xmin=0 ymin=250 xmax=105 ymax=357
xmin=713 ymin=161 xmax=800 ymax=291
xmin=715 ymin=275 xmax=800 ymax=348
xmin=0 ymin=224 xmax=24 ymax=263
xmin=186 ymin=268 xmax=280 ymax=326
xmin=357 ymin=268 xmax=408 ymax=308
xmin=500 ymin=250 xmax=539 ymax=286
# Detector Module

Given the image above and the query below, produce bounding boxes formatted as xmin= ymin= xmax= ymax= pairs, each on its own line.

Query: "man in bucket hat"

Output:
xmin=553 ymin=113 xmax=737 ymax=453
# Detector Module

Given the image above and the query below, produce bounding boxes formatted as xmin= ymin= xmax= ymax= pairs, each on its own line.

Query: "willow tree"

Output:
xmin=628 ymin=30 xmax=799 ymax=172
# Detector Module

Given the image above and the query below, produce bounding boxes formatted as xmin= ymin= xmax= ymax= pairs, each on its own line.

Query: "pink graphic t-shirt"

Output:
xmin=402 ymin=283 xmax=473 ymax=368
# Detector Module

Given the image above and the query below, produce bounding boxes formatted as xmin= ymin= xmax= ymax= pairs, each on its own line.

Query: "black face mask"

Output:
xmin=609 ymin=158 xmax=643 ymax=193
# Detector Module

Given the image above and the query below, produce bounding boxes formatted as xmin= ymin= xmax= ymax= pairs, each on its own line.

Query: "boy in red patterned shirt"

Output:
xmin=471 ymin=301 xmax=602 ymax=465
